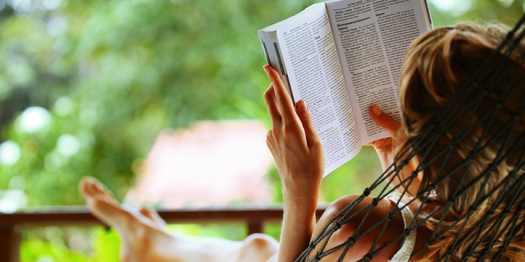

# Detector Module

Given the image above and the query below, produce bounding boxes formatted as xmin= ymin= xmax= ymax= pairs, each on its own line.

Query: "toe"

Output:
xmin=90 ymin=180 xmax=114 ymax=199
xmin=80 ymin=177 xmax=101 ymax=198
xmin=139 ymin=206 xmax=167 ymax=228
xmin=139 ymin=207 xmax=154 ymax=220
xmin=79 ymin=177 xmax=92 ymax=197
xmin=87 ymin=180 xmax=99 ymax=197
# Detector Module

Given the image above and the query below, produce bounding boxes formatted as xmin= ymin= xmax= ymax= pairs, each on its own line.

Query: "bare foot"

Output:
xmin=79 ymin=177 xmax=158 ymax=229
xmin=139 ymin=205 xmax=167 ymax=229
xmin=79 ymin=177 xmax=169 ymax=262
xmin=79 ymin=177 xmax=279 ymax=262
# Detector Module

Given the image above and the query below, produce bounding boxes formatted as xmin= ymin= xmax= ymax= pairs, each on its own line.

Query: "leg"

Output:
xmin=235 ymin=234 xmax=279 ymax=262
xmin=80 ymin=177 xmax=279 ymax=262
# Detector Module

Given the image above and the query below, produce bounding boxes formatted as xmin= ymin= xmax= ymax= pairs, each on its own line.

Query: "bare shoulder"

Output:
xmin=309 ymin=195 xmax=405 ymax=262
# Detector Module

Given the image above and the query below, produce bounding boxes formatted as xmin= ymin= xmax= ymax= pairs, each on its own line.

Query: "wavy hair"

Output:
xmin=397 ymin=22 xmax=525 ymax=261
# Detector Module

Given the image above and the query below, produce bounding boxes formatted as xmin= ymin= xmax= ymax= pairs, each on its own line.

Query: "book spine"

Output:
xmin=258 ymin=30 xmax=295 ymax=103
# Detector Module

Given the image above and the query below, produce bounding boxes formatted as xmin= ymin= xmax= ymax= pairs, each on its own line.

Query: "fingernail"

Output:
xmin=297 ymin=100 xmax=308 ymax=113
xmin=263 ymin=65 xmax=269 ymax=75
xmin=372 ymin=105 xmax=382 ymax=116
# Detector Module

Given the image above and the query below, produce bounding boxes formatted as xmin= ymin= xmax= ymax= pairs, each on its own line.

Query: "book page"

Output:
xmin=258 ymin=4 xmax=328 ymax=100
xmin=266 ymin=6 xmax=362 ymax=176
xmin=326 ymin=0 xmax=432 ymax=145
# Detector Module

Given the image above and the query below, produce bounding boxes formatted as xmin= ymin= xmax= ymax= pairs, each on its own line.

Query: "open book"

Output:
xmin=258 ymin=0 xmax=432 ymax=176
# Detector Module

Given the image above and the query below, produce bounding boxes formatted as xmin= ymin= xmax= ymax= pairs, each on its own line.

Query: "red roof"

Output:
xmin=125 ymin=121 xmax=274 ymax=208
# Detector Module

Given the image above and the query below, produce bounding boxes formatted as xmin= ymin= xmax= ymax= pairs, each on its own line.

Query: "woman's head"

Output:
xmin=397 ymin=22 xmax=525 ymax=261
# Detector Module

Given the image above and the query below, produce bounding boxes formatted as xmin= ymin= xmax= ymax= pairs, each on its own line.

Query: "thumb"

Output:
xmin=370 ymin=105 xmax=400 ymax=136
xmin=296 ymin=100 xmax=321 ymax=148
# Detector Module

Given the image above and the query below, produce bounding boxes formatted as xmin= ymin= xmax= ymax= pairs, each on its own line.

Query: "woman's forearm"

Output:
xmin=278 ymin=205 xmax=317 ymax=262
xmin=277 ymin=194 xmax=319 ymax=262
xmin=262 ymin=65 xmax=325 ymax=261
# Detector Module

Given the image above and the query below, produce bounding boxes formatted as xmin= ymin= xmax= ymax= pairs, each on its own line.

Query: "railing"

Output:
xmin=0 ymin=207 xmax=326 ymax=262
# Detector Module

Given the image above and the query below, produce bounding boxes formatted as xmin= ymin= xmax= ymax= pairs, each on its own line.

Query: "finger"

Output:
xmin=263 ymin=65 xmax=299 ymax=126
xmin=370 ymin=105 xmax=400 ymax=136
xmin=264 ymin=84 xmax=282 ymax=127
xmin=296 ymin=100 xmax=321 ymax=148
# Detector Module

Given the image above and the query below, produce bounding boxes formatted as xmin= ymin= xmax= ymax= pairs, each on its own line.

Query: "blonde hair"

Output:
xmin=398 ymin=22 xmax=525 ymax=261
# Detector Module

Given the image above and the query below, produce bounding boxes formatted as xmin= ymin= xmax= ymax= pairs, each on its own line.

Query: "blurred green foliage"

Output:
xmin=0 ymin=0 xmax=322 ymax=205
xmin=0 ymin=0 xmax=523 ymax=206
xmin=20 ymin=224 xmax=248 ymax=262
xmin=1 ymin=0 xmax=523 ymax=207
xmin=165 ymin=223 xmax=247 ymax=241
xmin=0 ymin=0 xmax=524 ymax=260
xmin=21 ymin=227 xmax=120 ymax=262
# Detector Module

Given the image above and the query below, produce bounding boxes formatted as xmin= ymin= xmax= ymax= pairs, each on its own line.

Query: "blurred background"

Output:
xmin=0 ymin=0 xmax=523 ymax=261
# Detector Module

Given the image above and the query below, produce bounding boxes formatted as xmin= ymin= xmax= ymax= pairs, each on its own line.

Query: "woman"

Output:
xmin=81 ymin=22 xmax=525 ymax=261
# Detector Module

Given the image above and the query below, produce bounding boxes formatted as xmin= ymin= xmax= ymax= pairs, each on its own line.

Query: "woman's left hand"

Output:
xmin=263 ymin=65 xmax=325 ymax=210
xmin=263 ymin=64 xmax=325 ymax=262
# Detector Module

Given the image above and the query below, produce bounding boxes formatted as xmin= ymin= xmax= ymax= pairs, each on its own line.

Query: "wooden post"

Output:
xmin=0 ymin=225 xmax=20 ymax=262
xmin=247 ymin=220 xmax=264 ymax=235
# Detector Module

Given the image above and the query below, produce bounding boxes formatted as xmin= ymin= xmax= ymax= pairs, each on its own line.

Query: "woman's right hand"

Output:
xmin=368 ymin=105 xmax=401 ymax=172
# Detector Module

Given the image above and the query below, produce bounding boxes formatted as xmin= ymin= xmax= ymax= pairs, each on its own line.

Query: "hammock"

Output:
xmin=299 ymin=13 xmax=525 ymax=262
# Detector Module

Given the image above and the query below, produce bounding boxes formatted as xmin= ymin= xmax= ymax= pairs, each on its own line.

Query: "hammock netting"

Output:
xmin=298 ymin=13 xmax=525 ymax=262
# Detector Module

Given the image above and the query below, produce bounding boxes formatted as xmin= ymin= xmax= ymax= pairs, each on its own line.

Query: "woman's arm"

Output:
xmin=263 ymin=65 xmax=412 ymax=261
xmin=263 ymin=65 xmax=325 ymax=262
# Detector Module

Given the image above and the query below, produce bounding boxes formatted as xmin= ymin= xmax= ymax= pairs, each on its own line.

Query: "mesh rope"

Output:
xmin=297 ymin=14 xmax=525 ymax=262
